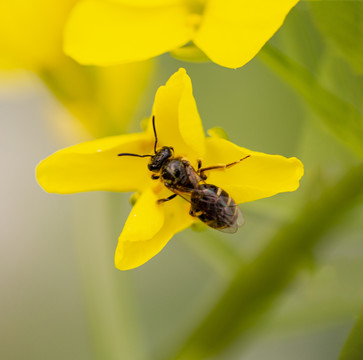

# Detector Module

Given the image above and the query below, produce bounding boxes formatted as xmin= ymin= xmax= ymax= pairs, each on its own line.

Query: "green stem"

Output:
xmin=339 ymin=307 xmax=363 ymax=360
xmin=166 ymin=163 xmax=363 ymax=360
xmin=258 ymin=44 xmax=363 ymax=159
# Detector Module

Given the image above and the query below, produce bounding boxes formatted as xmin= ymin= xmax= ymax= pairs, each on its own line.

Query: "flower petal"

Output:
xmin=194 ymin=0 xmax=299 ymax=68
xmin=152 ymin=68 xmax=205 ymax=161
xmin=202 ymin=137 xmax=304 ymax=204
xmin=64 ymin=0 xmax=194 ymax=65
xmin=109 ymin=0 xmax=183 ymax=6
xmin=115 ymin=188 xmax=192 ymax=270
xmin=36 ymin=132 xmax=155 ymax=194
xmin=0 ymin=0 xmax=76 ymax=70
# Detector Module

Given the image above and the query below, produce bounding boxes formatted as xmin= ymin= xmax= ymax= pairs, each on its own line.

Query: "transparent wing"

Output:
xmin=190 ymin=185 xmax=244 ymax=233
xmin=169 ymin=188 xmax=193 ymax=204
xmin=218 ymin=206 xmax=244 ymax=234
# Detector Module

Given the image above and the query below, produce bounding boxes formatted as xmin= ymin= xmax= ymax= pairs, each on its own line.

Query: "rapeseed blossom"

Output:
xmin=0 ymin=0 xmax=153 ymax=137
xmin=0 ymin=0 xmax=76 ymax=70
xmin=64 ymin=0 xmax=299 ymax=68
xmin=37 ymin=69 xmax=303 ymax=270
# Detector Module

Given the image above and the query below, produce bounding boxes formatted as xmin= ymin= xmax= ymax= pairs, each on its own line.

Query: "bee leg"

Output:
xmin=189 ymin=208 xmax=202 ymax=217
xmin=151 ymin=174 xmax=160 ymax=180
xmin=157 ymin=193 xmax=177 ymax=204
xmin=196 ymin=159 xmax=208 ymax=180
xmin=199 ymin=155 xmax=251 ymax=178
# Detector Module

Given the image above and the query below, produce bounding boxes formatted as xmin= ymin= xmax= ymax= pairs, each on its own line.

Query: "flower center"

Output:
xmin=185 ymin=13 xmax=202 ymax=31
xmin=184 ymin=0 xmax=206 ymax=31
xmin=184 ymin=0 xmax=206 ymax=15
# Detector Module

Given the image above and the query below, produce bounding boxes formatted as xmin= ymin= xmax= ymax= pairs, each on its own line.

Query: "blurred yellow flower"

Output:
xmin=0 ymin=0 xmax=153 ymax=138
xmin=36 ymin=68 xmax=303 ymax=270
xmin=40 ymin=59 xmax=154 ymax=138
xmin=0 ymin=0 xmax=77 ymax=70
xmin=63 ymin=0 xmax=299 ymax=68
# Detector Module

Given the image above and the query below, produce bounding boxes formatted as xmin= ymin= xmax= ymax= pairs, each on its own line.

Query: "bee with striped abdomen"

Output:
xmin=118 ymin=116 xmax=250 ymax=233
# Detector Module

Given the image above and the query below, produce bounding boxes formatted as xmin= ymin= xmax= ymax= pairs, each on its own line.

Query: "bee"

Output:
xmin=118 ymin=116 xmax=250 ymax=233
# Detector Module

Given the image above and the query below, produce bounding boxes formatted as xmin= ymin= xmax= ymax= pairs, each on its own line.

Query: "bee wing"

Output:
xmin=218 ymin=206 xmax=244 ymax=234
xmin=168 ymin=188 xmax=194 ymax=204
xmin=191 ymin=186 xmax=245 ymax=234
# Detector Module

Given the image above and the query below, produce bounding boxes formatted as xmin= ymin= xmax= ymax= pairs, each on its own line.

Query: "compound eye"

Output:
xmin=148 ymin=162 xmax=160 ymax=172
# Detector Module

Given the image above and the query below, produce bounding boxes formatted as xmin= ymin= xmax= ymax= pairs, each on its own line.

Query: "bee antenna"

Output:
xmin=152 ymin=115 xmax=158 ymax=154
xmin=117 ymin=153 xmax=153 ymax=158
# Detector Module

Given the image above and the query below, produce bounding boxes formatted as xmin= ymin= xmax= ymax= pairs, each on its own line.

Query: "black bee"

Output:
xmin=118 ymin=116 xmax=250 ymax=233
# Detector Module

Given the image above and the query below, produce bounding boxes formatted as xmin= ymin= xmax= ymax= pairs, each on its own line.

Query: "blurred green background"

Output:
xmin=1 ymin=1 xmax=363 ymax=360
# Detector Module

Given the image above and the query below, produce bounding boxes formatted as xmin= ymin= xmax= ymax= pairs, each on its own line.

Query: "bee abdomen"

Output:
xmin=190 ymin=184 xmax=239 ymax=230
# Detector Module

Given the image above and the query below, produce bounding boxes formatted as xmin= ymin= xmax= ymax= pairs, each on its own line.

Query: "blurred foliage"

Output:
xmin=310 ymin=0 xmax=363 ymax=75
xmin=259 ymin=44 xmax=363 ymax=159
xmin=340 ymin=308 xmax=363 ymax=360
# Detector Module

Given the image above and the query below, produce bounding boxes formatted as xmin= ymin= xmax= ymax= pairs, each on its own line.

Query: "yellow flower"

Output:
xmin=0 ymin=0 xmax=77 ymax=70
xmin=0 ymin=0 xmax=153 ymax=138
xmin=36 ymin=68 xmax=303 ymax=270
xmin=63 ymin=0 xmax=299 ymax=69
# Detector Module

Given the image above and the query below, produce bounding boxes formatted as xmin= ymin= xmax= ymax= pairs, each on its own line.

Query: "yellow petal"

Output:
xmin=42 ymin=59 xmax=154 ymax=138
xmin=64 ymin=0 xmax=194 ymax=65
xmin=202 ymin=137 xmax=303 ymax=204
xmin=36 ymin=132 xmax=155 ymax=194
xmin=115 ymin=188 xmax=192 ymax=270
xmin=108 ymin=0 xmax=183 ymax=6
xmin=152 ymin=68 xmax=205 ymax=161
xmin=194 ymin=0 xmax=299 ymax=68
xmin=0 ymin=0 xmax=77 ymax=70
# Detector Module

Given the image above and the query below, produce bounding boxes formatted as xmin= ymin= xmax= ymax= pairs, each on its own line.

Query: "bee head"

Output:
xmin=148 ymin=146 xmax=174 ymax=172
